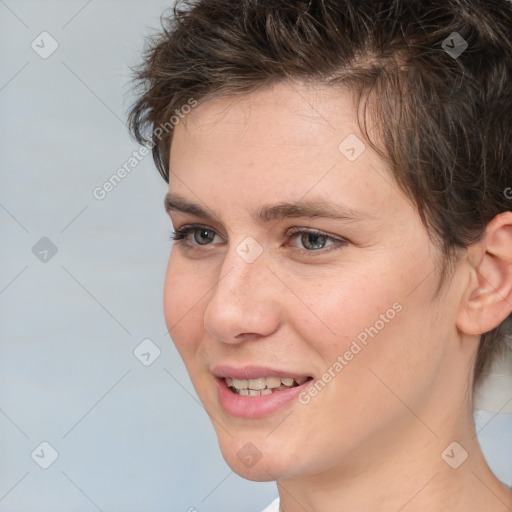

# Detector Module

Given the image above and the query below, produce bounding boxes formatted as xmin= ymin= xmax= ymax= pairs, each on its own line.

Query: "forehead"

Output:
xmin=167 ymin=81 xmax=406 ymax=224
xmin=177 ymin=81 xmax=359 ymax=149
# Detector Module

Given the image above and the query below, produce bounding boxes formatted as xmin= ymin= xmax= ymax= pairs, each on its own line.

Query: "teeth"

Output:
xmin=226 ymin=375 xmax=311 ymax=394
xmin=265 ymin=376 xmax=282 ymax=388
xmin=248 ymin=377 xmax=266 ymax=390
xmin=231 ymin=378 xmax=248 ymax=389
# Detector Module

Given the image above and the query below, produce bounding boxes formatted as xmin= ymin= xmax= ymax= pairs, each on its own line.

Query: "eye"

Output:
xmin=286 ymin=228 xmax=345 ymax=252
xmin=293 ymin=232 xmax=333 ymax=250
xmin=170 ymin=224 xmax=347 ymax=255
xmin=190 ymin=227 xmax=216 ymax=245
xmin=170 ymin=225 xmax=224 ymax=246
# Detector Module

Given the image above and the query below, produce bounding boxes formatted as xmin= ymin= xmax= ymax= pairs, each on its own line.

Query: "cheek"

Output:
xmin=291 ymin=267 xmax=404 ymax=359
xmin=163 ymin=254 xmax=206 ymax=361
xmin=281 ymin=277 xmax=439 ymax=449
xmin=293 ymin=261 xmax=442 ymax=393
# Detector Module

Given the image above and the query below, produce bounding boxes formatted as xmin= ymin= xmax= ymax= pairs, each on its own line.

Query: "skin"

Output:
xmin=163 ymin=81 xmax=512 ymax=512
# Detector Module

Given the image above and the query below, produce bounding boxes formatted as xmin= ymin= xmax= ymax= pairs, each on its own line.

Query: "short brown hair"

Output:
xmin=128 ymin=0 xmax=512 ymax=388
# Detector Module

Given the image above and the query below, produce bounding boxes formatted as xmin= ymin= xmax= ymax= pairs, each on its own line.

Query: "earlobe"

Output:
xmin=456 ymin=212 xmax=512 ymax=336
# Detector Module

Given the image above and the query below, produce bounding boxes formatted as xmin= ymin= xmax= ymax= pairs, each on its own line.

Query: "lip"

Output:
xmin=211 ymin=365 xmax=312 ymax=380
xmin=212 ymin=366 xmax=314 ymax=418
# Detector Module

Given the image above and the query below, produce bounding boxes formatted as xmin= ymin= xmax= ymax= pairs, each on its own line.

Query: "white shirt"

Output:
xmin=261 ymin=497 xmax=280 ymax=512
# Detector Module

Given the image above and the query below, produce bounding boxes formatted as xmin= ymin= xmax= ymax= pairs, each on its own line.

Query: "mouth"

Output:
xmin=211 ymin=365 xmax=315 ymax=417
xmin=224 ymin=375 xmax=313 ymax=396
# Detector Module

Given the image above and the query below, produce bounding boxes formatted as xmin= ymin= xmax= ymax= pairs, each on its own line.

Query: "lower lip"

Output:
xmin=214 ymin=377 xmax=312 ymax=418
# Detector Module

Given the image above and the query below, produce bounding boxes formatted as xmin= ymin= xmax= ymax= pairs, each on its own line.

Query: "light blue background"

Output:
xmin=0 ymin=1 xmax=510 ymax=511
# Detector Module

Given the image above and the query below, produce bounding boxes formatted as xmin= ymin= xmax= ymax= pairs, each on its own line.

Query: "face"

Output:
xmin=163 ymin=82 xmax=464 ymax=481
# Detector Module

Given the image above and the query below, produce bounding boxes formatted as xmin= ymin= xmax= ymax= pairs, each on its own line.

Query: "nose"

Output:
xmin=203 ymin=242 xmax=281 ymax=344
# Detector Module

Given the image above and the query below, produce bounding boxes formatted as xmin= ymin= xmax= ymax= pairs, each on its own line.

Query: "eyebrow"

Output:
xmin=164 ymin=193 xmax=370 ymax=223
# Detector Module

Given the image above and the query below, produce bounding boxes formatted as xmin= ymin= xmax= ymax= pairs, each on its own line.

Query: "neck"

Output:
xmin=277 ymin=408 xmax=512 ymax=512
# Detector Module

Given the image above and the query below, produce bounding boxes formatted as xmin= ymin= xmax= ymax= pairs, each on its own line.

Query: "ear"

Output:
xmin=457 ymin=211 xmax=512 ymax=336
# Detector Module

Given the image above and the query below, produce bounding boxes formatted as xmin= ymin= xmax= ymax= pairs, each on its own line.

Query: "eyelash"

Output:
xmin=169 ymin=224 xmax=348 ymax=256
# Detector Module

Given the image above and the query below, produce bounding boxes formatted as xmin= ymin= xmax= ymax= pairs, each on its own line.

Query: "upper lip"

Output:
xmin=211 ymin=365 xmax=312 ymax=380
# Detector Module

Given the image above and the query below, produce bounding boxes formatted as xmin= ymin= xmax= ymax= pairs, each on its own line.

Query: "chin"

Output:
xmin=215 ymin=433 xmax=302 ymax=482
xmin=224 ymin=453 xmax=287 ymax=482
xmin=230 ymin=462 xmax=278 ymax=482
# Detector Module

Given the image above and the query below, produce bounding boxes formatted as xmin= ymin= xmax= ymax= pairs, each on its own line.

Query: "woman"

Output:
xmin=129 ymin=1 xmax=512 ymax=510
